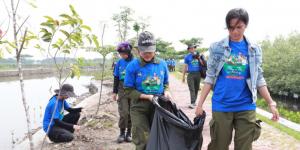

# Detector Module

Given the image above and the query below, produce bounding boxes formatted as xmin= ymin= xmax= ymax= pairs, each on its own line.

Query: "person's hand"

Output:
xmin=73 ymin=125 xmax=81 ymax=131
xmin=148 ymin=95 xmax=154 ymax=101
xmin=164 ymin=91 xmax=173 ymax=101
xmin=269 ymin=102 xmax=279 ymax=121
xmin=182 ymin=77 xmax=186 ymax=83
xmin=112 ymin=93 xmax=117 ymax=101
xmin=195 ymin=105 xmax=204 ymax=116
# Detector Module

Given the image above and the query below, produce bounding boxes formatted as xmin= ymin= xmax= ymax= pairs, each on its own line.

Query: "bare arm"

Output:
xmin=195 ymin=83 xmax=212 ymax=116
xmin=258 ymin=86 xmax=279 ymax=121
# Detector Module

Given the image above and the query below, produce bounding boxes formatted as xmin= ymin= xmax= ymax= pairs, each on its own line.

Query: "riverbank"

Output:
xmin=0 ymin=68 xmax=55 ymax=78
xmin=16 ymin=74 xmax=300 ymax=150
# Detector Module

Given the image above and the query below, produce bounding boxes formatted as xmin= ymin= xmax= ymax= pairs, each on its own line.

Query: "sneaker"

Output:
xmin=125 ymin=132 xmax=132 ymax=142
xmin=189 ymin=104 xmax=195 ymax=109
xmin=117 ymin=129 xmax=125 ymax=143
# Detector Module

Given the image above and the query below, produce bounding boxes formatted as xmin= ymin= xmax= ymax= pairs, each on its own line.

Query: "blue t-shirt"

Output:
xmin=171 ymin=60 xmax=175 ymax=66
xmin=212 ymin=39 xmax=255 ymax=112
xmin=114 ymin=58 xmax=136 ymax=81
xmin=124 ymin=58 xmax=169 ymax=95
xmin=43 ymin=96 xmax=71 ymax=132
xmin=184 ymin=53 xmax=201 ymax=72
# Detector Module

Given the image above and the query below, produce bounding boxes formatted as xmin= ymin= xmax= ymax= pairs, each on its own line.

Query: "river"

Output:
xmin=0 ymin=75 xmax=94 ymax=149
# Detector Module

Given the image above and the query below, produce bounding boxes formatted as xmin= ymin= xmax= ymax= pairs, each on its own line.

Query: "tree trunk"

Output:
xmin=95 ymin=57 xmax=106 ymax=115
xmin=11 ymin=0 xmax=34 ymax=149
xmin=17 ymin=58 xmax=34 ymax=150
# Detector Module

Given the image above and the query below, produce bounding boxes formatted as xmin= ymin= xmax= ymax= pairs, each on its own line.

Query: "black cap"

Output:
xmin=54 ymin=84 xmax=76 ymax=97
xmin=187 ymin=45 xmax=197 ymax=50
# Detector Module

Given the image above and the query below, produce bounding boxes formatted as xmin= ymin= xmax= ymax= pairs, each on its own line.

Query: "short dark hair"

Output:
xmin=225 ymin=8 xmax=249 ymax=29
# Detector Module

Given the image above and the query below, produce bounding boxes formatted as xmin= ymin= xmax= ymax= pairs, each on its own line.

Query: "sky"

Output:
xmin=1 ymin=0 xmax=300 ymax=59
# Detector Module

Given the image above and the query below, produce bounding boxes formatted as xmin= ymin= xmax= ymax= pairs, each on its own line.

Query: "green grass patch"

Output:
xmin=256 ymin=98 xmax=300 ymax=123
xmin=82 ymin=69 xmax=113 ymax=80
xmin=256 ymin=113 xmax=300 ymax=141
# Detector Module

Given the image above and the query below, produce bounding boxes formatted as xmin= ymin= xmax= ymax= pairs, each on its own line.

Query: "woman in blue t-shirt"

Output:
xmin=124 ymin=31 xmax=172 ymax=150
xmin=195 ymin=8 xmax=279 ymax=150
xmin=112 ymin=41 xmax=135 ymax=143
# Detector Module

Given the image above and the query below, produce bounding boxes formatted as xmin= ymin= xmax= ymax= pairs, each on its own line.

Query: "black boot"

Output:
xmin=117 ymin=129 xmax=125 ymax=143
xmin=125 ymin=128 xmax=132 ymax=142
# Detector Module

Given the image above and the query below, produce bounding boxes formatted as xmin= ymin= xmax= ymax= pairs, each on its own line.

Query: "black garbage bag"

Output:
xmin=146 ymin=96 xmax=206 ymax=150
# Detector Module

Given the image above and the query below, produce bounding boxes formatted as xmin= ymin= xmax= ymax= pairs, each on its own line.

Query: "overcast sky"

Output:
xmin=1 ymin=0 xmax=300 ymax=59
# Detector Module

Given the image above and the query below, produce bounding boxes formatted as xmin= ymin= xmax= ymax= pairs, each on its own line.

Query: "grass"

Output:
xmin=256 ymin=98 xmax=300 ymax=123
xmin=82 ymin=69 xmax=113 ymax=80
xmin=256 ymin=113 xmax=300 ymax=141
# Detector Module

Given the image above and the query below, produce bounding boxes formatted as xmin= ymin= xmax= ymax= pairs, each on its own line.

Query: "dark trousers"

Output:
xmin=187 ymin=72 xmax=201 ymax=104
xmin=48 ymin=111 xmax=80 ymax=143
xmin=118 ymin=82 xmax=132 ymax=130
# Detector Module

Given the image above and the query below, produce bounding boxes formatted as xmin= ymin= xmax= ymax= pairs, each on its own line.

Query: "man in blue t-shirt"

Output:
xmin=124 ymin=31 xmax=172 ymax=150
xmin=182 ymin=45 xmax=205 ymax=108
xmin=112 ymin=41 xmax=136 ymax=143
xmin=43 ymin=84 xmax=82 ymax=143
xmin=195 ymin=8 xmax=279 ymax=150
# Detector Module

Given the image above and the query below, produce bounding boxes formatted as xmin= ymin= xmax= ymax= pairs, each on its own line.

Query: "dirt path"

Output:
xmin=168 ymin=75 xmax=300 ymax=150
xmin=37 ymin=75 xmax=300 ymax=150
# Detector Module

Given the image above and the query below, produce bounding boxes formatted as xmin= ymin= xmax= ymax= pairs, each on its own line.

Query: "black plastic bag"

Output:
xmin=146 ymin=96 xmax=206 ymax=150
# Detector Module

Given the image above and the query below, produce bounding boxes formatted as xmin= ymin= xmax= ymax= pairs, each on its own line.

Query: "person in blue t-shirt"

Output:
xmin=195 ymin=8 xmax=279 ymax=150
xmin=124 ymin=31 xmax=172 ymax=150
xmin=171 ymin=58 xmax=176 ymax=72
xmin=43 ymin=84 xmax=82 ymax=143
xmin=182 ymin=45 xmax=205 ymax=109
xmin=112 ymin=41 xmax=135 ymax=143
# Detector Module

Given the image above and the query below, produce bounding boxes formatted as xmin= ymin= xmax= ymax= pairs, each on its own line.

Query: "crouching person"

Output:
xmin=43 ymin=84 xmax=82 ymax=143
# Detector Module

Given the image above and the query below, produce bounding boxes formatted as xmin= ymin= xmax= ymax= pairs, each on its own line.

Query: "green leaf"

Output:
xmin=60 ymin=29 xmax=70 ymax=38
xmin=52 ymin=44 xmax=59 ymax=49
xmin=86 ymin=34 xmax=92 ymax=44
xmin=0 ymin=50 xmax=3 ymax=58
xmin=69 ymin=5 xmax=78 ymax=17
xmin=81 ymin=25 xmax=91 ymax=31
xmin=28 ymin=1 xmax=37 ymax=8
xmin=40 ymin=22 xmax=55 ymax=31
xmin=7 ymin=42 xmax=17 ymax=49
xmin=70 ymin=64 xmax=81 ymax=79
xmin=44 ymin=16 xmax=55 ymax=22
xmin=60 ymin=14 xmax=73 ymax=20
xmin=77 ymin=57 xmax=84 ymax=66
xmin=41 ymin=32 xmax=52 ymax=42
xmin=40 ymin=28 xmax=49 ymax=33
xmin=63 ymin=49 xmax=70 ymax=54
xmin=92 ymin=34 xmax=100 ymax=48
xmin=5 ymin=46 xmax=13 ymax=54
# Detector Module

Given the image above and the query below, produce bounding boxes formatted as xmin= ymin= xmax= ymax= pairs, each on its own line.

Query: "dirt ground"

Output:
xmin=37 ymin=75 xmax=300 ymax=150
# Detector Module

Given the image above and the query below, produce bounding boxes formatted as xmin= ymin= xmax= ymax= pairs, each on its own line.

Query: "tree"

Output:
xmin=84 ymin=24 xmax=114 ymax=115
xmin=1 ymin=0 xmax=38 ymax=149
xmin=112 ymin=7 xmax=134 ymax=42
xmin=155 ymin=38 xmax=176 ymax=59
xmin=180 ymin=37 xmax=203 ymax=47
xmin=37 ymin=5 xmax=92 ymax=149
xmin=133 ymin=22 xmax=140 ymax=46
xmin=261 ymin=32 xmax=300 ymax=95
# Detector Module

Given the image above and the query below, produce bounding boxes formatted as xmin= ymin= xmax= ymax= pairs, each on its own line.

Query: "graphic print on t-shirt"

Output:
xmin=120 ymin=69 xmax=126 ymax=80
xmin=223 ymin=52 xmax=248 ymax=80
xmin=191 ymin=59 xmax=199 ymax=67
xmin=141 ymin=73 xmax=161 ymax=93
